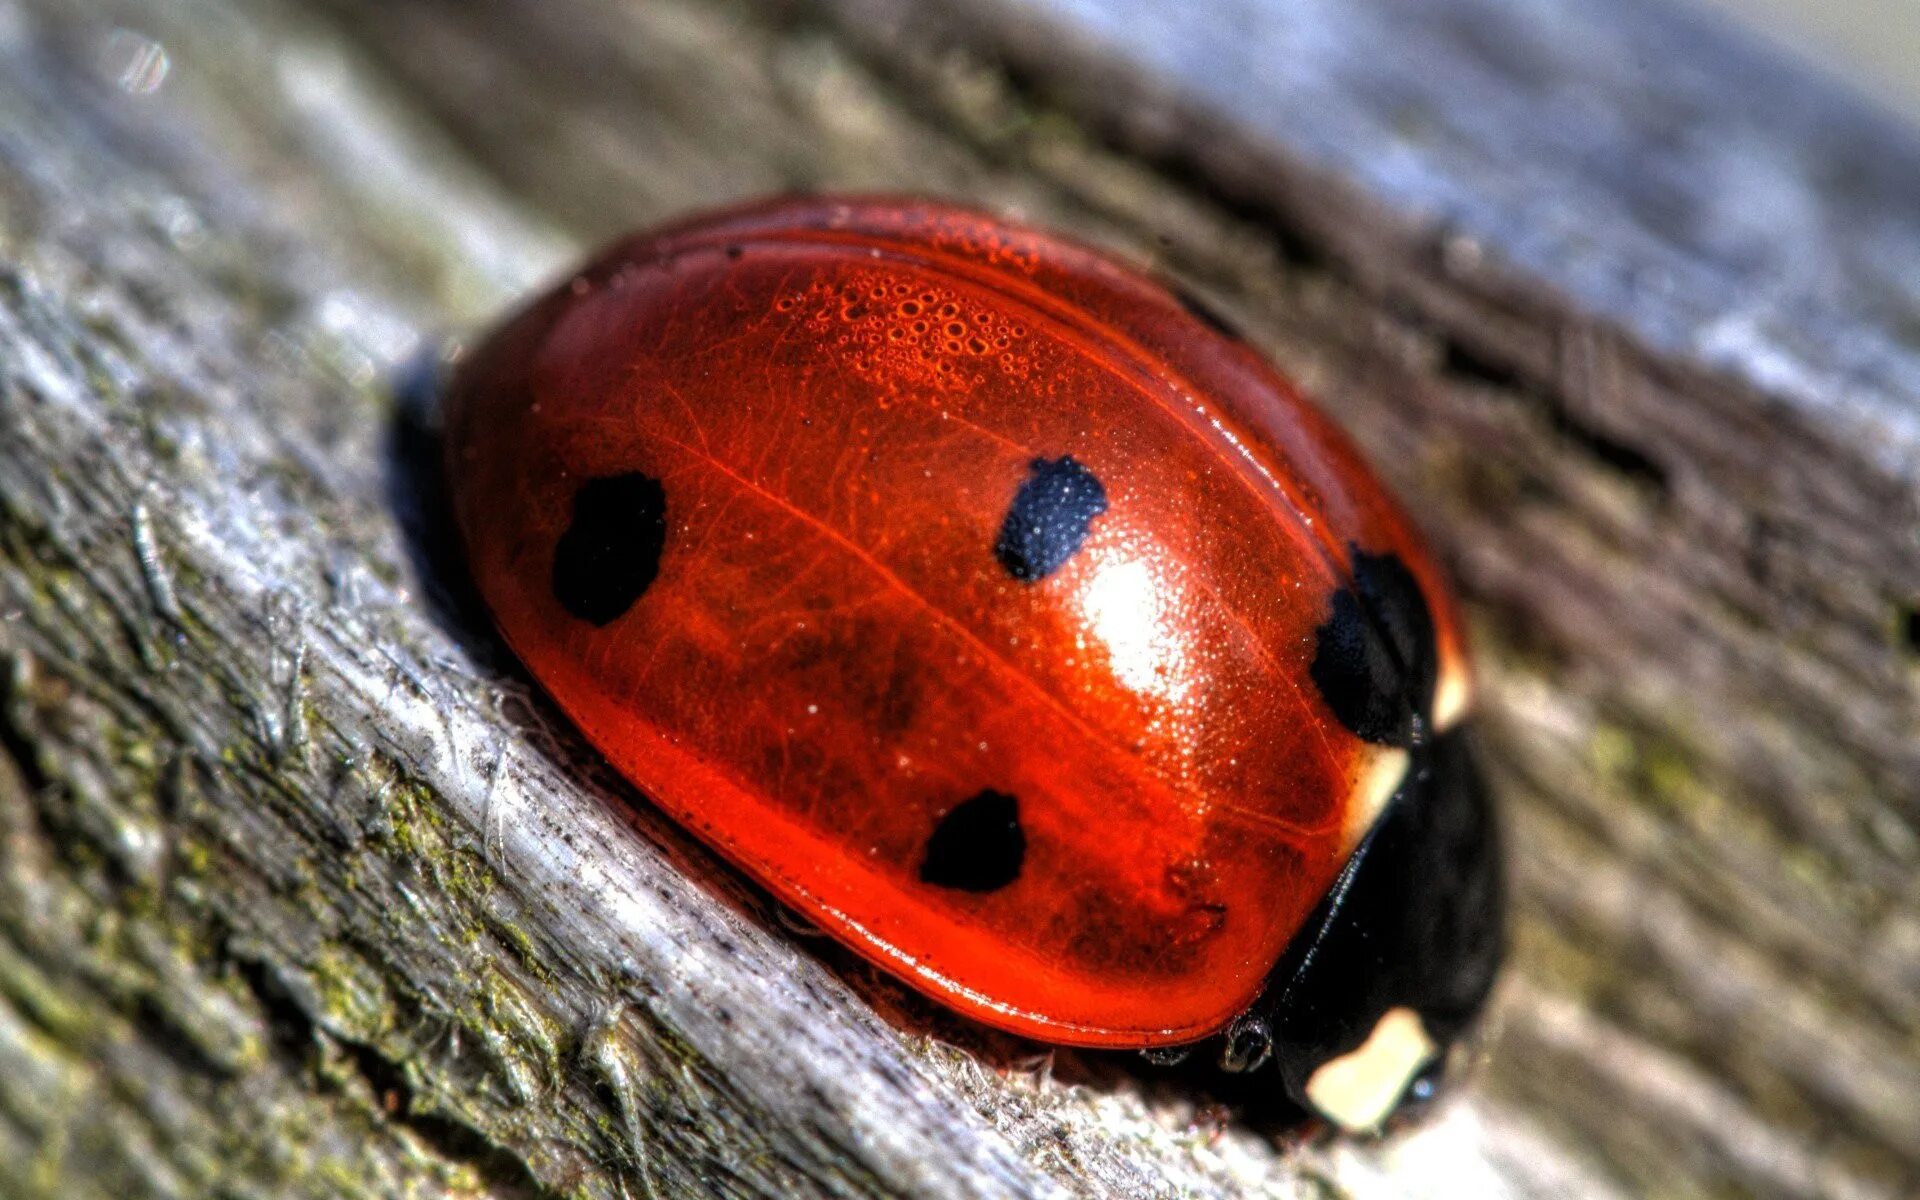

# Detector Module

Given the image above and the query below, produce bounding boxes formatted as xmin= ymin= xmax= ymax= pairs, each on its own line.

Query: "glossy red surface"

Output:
xmin=444 ymin=197 xmax=1470 ymax=1046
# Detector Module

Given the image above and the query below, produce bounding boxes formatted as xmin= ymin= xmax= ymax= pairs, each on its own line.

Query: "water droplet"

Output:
xmin=101 ymin=29 xmax=171 ymax=95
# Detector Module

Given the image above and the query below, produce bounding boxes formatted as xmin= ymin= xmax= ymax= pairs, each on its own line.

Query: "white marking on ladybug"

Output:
xmin=1431 ymin=664 xmax=1472 ymax=734
xmin=1344 ymin=746 xmax=1409 ymax=852
xmin=1306 ymin=1005 xmax=1436 ymax=1132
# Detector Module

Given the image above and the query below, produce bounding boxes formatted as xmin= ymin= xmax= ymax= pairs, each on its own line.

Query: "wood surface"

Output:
xmin=2 ymin=0 xmax=1917 ymax=1197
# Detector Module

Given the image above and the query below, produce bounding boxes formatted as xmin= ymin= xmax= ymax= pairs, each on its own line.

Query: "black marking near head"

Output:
xmin=1309 ymin=546 xmax=1439 ymax=747
xmin=994 ymin=456 xmax=1108 ymax=583
xmin=919 ymin=789 xmax=1026 ymax=893
xmin=551 ymin=472 xmax=668 ymax=626
xmin=1249 ymin=728 xmax=1505 ymax=1125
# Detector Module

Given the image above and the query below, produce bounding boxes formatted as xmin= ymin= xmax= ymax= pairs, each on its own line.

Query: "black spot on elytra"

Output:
xmin=551 ymin=472 xmax=667 ymax=626
xmin=994 ymin=456 xmax=1108 ymax=583
xmin=1309 ymin=546 xmax=1439 ymax=747
xmin=919 ymin=789 xmax=1025 ymax=892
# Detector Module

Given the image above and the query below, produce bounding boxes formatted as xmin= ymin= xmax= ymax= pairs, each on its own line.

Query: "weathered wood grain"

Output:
xmin=0 ymin=0 xmax=1915 ymax=1198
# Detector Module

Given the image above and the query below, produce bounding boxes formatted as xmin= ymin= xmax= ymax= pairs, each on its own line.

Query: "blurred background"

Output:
xmin=1709 ymin=0 xmax=1920 ymax=122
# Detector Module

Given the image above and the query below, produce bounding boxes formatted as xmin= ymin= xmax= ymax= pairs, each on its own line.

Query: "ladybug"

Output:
xmin=444 ymin=196 xmax=1503 ymax=1132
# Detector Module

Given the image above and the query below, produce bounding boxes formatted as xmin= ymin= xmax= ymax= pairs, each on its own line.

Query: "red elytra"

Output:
xmin=443 ymin=196 xmax=1474 ymax=1052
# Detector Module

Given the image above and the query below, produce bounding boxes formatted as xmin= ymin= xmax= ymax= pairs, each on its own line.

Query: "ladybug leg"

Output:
xmin=1217 ymin=1015 xmax=1273 ymax=1074
xmin=1245 ymin=727 xmax=1505 ymax=1131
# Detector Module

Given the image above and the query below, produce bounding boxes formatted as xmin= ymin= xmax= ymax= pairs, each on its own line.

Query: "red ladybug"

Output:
xmin=445 ymin=197 xmax=1502 ymax=1131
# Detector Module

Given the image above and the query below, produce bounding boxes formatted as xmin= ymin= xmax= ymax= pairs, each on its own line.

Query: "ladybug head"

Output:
xmin=1222 ymin=726 xmax=1506 ymax=1133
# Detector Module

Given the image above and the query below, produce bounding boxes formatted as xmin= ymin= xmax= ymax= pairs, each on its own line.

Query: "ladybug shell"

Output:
xmin=445 ymin=197 xmax=1471 ymax=1047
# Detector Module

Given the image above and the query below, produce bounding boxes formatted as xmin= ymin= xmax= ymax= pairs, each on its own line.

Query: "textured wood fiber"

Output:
xmin=0 ymin=0 xmax=1916 ymax=1198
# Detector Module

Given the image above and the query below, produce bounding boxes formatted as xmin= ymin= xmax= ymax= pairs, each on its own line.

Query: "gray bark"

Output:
xmin=1 ymin=0 xmax=1916 ymax=1197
